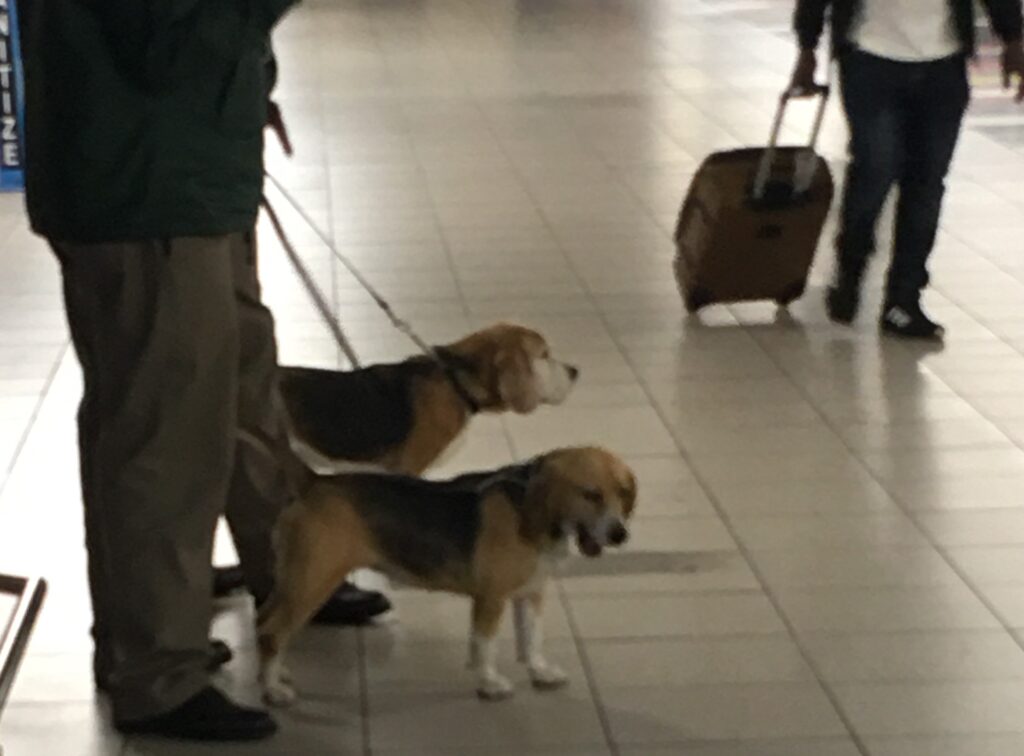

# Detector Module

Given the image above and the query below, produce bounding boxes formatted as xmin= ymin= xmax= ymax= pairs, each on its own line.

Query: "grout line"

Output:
xmin=357 ymin=628 xmax=373 ymax=756
xmin=556 ymin=580 xmax=621 ymax=756
xmin=0 ymin=342 xmax=68 ymax=502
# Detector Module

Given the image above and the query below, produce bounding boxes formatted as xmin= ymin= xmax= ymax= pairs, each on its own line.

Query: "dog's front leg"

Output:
xmin=471 ymin=594 xmax=514 ymax=701
xmin=517 ymin=590 xmax=567 ymax=691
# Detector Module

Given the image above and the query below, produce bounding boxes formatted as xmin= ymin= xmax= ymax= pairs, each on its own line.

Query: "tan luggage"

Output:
xmin=674 ymin=86 xmax=834 ymax=312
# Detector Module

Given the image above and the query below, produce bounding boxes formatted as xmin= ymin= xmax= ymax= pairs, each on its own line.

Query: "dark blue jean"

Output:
xmin=836 ymin=48 xmax=970 ymax=301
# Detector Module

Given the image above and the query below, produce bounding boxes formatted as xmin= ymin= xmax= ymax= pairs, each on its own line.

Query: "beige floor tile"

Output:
xmin=802 ymin=631 xmax=1024 ymax=682
xmin=505 ymin=405 xmax=677 ymax=457
xmin=946 ymin=546 xmax=1024 ymax=586
xmin=559 ymin=548 xmax=760 ymax=596
xmin=567 ymin=593 xmax=786 ymax=640
xmin=751 ymin=546 xmax=965 ymax=589
xmin=773 ymin=585 xmax=1002 ymax=633
xmin=865 ymin=734 xmax=1024 ymax=756
xmin=974 ymin=585 xmax=1024 ymax=626
xmin=602 ymin=683 xmax=848 ymax=743
xmin=625 ymin=516 xmax=737 ymax=552
xmin=834 ymin=680 xmax=1024 ymax=736
xmin=0 ymin=703 xmax=122 ymax=756
xmin=586 ymin=636 xmax=814 ymax=687
xmin=730 ymin=513 xmax=928 ymax=550
xmin=366 ymin=687 xmax=606 ymax=750
xmin=709 ymin=474 xmax=900 ymax=515
xmin=618 ymin=741 xmax=860 ymax=756
xmin=364 ymin=638 xmax=585 ymax=694
xmin=916 ymin=510 xmax=1024 ymax=546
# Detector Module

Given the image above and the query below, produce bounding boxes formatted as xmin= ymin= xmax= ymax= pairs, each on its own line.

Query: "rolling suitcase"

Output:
xmin=674 ymin=85 xmax=834 ymax=312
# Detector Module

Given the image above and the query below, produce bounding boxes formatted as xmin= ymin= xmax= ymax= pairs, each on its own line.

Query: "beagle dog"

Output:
xmin=279 ymin=322 xmax=580 ymax=475
xmin=257 ymin=446 xmax=637 ymax=705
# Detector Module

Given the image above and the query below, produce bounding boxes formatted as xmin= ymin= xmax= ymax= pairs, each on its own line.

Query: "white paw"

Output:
xmin=529 ymin=662 xmax=568 ymax=691
xmin=263 ymin=680 xmax=297 ymax=707
xmin=262 ymin=678 xmax=297 ymax=707
xmin=476 ymin=673 xmax=515 ymax=701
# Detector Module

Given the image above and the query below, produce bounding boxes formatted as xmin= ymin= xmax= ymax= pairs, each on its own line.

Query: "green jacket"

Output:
xmin=23 ymin=0 xmax=297 ymax=243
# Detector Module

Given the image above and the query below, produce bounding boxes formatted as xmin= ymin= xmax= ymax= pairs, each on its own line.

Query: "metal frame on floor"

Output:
xmin=0 ymin=573 xmax=47 ymax=743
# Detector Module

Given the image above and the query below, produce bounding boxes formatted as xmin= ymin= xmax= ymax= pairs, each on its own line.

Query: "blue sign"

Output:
xmin=0 ymin=0 xmax=25 ymax=192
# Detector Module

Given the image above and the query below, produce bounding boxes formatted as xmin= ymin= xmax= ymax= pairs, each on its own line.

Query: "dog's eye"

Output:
xmin=582 ymin=488 xmax=603 ymax=504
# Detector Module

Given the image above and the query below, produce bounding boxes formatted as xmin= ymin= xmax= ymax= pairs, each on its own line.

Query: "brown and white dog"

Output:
xmin=279 ymin=323 xmax=580 ymax=475
xmin=257 ymin=446 xmax=637 ymax=704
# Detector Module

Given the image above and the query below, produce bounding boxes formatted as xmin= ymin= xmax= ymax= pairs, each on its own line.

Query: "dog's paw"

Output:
xmin=262 ymin=667 xmax=299 ymax=708
xmin=529 ymin=662 xmax=568 ymax=691
xmin=277 ymin=664 xmax=294 ymax=685
xmin=262 ymin=678 xmax=297 ymax=707
xmin=476 ymin=674 xmax=515 ymax=702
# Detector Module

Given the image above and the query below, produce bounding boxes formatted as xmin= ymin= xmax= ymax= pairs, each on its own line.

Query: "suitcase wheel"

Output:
xmin=685 ymin=287 xmax=713 ymax=313
xmin=775 ymin=282 xmax=806 ymax=307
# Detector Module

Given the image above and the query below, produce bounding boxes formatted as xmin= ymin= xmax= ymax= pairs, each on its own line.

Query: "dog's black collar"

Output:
xmin=433 ymin=347 xmax=481 ymax=415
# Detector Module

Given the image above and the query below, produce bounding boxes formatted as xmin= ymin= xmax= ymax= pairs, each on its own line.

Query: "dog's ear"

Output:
xmin=618 ymin=466 xmax=638 ymax=519
xmin=521 ymin=457 xmax=564 ymax=542
xmin=496 ymin=347 xmax=541 ymax=414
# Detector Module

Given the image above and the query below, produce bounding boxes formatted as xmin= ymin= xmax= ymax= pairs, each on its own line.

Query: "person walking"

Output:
xmin=791 ymin=0 xmax=1024 ymax=339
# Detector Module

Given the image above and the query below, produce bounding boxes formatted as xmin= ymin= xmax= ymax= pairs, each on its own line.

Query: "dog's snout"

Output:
xmin=607 ymin=521 xmax=628 ymax=546
xmin=567 ymin=364 xmax=580 ymax=382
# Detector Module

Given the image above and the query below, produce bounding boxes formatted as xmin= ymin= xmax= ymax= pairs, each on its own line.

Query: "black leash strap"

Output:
xmin=262 ymin=174 xmax=480 ymax=414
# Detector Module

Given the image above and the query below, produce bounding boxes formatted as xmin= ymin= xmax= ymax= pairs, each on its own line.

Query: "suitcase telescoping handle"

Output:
xmin=751 ymin=84 xmax=830 ymax=202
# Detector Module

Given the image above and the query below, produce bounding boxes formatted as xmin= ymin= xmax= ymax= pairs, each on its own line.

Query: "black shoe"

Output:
xmin=880 ymin=299 xmax=945 ymax=341
xmin=311 ymin=581 xmax=391 ymax=626
xmin=96 ymin=640 xmax=234 ymax=694
xmin=115 ymin=686 xmax=277 ymax=741
xmin=213 ymin=565 xmax=247 ymax=598
xmin=825 ymin=272 xmax=862 ymax=325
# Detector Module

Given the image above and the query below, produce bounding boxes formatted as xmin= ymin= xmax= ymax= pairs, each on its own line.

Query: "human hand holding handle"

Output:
xmin=788 ymin=49 xmax=819 ymax=98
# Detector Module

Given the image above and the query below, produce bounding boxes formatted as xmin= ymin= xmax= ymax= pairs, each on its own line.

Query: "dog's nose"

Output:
xmin=567 ymin=365 xmax=580 ymax=382
xmin=607 ymin=521 xmax=628 ymax=546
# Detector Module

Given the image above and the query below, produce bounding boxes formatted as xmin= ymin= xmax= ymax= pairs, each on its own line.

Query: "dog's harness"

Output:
xmin=261 ymin=177 xmax=480 ymax=415
xmin=470 ymin=457 xmax=543 ymax=495
xmin=470 ymin=457 xmax=567 ymax=542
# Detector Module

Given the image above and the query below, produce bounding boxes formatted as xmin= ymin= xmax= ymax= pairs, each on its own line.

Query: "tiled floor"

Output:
xmin=3 ymin=0 xmax=1024 ymax=754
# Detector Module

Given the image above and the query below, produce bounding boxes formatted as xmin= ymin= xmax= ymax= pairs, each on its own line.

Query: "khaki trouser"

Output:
xmin=53 ymin=231 xmax=296 ymax=721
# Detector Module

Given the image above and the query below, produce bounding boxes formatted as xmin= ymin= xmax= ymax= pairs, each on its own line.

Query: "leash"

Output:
xmin=261 ymin=195 xmax=363 ymax=368
xmin=261 ymin=173 xmax=481 ymax=414
xmin=265 ymin=172 xmax=440 ymax=360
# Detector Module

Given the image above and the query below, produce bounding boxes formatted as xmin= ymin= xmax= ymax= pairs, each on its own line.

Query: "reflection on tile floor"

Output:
xmin=3 ymin=0 xmax=1024 ymax=754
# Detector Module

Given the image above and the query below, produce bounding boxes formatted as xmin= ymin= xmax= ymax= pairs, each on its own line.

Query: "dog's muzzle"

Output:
xmin=606 ymin=521 xmax=629 ymax=547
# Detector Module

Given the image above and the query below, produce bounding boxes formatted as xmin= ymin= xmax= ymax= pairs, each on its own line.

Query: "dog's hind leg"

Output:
xmin=257 ymin=510 xmax=357 ymax=706
xmin=517 ymin=589 xmax=567 ymax=691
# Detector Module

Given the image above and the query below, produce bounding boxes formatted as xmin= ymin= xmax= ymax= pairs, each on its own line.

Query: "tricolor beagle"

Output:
xmin=257 ymin=446 xmax=636 ymax=704
xmin=279 ymin=322 xmax=580 ymax=475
